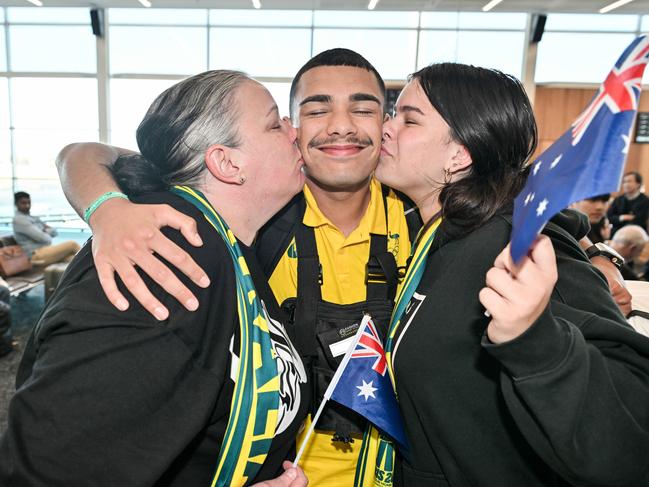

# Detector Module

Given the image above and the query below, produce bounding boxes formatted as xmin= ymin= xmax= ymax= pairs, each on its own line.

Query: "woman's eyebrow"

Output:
xmin=398 ymin=105 xmax=425 ymax=116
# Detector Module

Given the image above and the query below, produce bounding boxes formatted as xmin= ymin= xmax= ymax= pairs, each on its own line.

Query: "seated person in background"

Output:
xmin=609 ymin=225 xmax=649 ymax=280
xmin=573 ymin=193 xmax=611 ymax=244
xmin=12 ymin=191 xmax=80 ymax=266
xmin=607 ymin=171 xmax=649 ymax=235
xmin=0 ymin=277 xmax=14 ymax=358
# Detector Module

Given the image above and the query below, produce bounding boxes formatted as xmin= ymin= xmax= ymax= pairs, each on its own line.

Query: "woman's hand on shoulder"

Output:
xmin=252 ymin=462 xmax=308 ymax=487
xmin=479 ymin=236 xmax=558 ymax=344
xmin=89 ymin=197 xmax=210 ymax=320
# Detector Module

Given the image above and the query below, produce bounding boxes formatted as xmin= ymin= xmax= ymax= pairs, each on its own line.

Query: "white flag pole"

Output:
xmin=292 ymin=315 xmax=372 ymax=467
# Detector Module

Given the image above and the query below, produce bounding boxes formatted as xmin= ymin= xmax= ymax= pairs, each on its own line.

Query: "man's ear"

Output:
xmin=204 ymin=144 xmax=244 ymax=185
xmin=448 ymin=144 xmax=472 ymax=174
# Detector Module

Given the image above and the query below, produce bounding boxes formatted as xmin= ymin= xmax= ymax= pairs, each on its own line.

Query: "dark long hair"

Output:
xmin=112 ymin=70 xmax=250 ymax=196
xmin=411 ymin=63 xmax=537 ymax=238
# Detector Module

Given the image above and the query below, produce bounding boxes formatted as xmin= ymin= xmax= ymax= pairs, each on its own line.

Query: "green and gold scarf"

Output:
xmin=172 ymin=185 xmax=280 ymax=487
xmin=355 ymin=218 xmax=441 ymax=487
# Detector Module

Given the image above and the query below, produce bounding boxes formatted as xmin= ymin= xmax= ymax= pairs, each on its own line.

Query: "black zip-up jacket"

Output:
xmin=392 ymin=212 xmax=649 ymax=487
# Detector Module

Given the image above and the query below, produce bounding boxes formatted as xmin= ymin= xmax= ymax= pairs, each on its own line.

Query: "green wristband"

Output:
xmin=84 ymin=191 xmax=129 ymax=223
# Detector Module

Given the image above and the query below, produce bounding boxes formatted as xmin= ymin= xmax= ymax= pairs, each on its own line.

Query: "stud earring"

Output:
xmin=239 ymin=176 xmax=246 ymax=184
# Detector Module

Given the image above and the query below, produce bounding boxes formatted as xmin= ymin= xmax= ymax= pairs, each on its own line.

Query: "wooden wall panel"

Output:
xmin=534 ymin=86 xmax=649 ymax=195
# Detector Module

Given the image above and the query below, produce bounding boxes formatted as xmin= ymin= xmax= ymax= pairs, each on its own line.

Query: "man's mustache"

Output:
xmin=307 ymin=136 xmax=373 ymax=149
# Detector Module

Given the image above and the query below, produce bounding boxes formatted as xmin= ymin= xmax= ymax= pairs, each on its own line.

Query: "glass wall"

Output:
xmin=0 ymin=6 xmax=647 ymax=220
xmin=535 ymin=13 xmax=645 ymax=83
xmin=1 ymin=8 xmax=97 ymax=219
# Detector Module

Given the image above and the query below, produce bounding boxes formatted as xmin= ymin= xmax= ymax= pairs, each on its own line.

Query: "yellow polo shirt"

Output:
xmin=268 ymin=177 xmax=411 ymax=485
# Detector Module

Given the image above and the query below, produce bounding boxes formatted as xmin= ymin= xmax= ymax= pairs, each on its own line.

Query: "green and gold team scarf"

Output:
xmin=171 ymin=185 xmax=280 ymax=487
xmin=355 ymin=218 xmax=442 ymax=487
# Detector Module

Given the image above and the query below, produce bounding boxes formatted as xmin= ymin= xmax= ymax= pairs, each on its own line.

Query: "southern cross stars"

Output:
xmin=622 ymin=134 xmax=630 ymax=154
xmin=536 ymin=198 xmax=549 ymax=217
xmin=356 ymin=380 xmax=377 ymax=401
xmin=550 ymin=154 xmax=562 ymax=169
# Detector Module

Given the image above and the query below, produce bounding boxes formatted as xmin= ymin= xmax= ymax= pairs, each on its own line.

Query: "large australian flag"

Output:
xmin=328 ymin=315 xmax=408 ymax=447
xmin=511 ymin=35 xmax=649 ymax=263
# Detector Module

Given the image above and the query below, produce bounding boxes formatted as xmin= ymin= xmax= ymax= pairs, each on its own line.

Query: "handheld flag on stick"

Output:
xmin=293 ymin=315 xmax=407 ymax=466
xmin=511 ymin=35 xmax=649 ymax=263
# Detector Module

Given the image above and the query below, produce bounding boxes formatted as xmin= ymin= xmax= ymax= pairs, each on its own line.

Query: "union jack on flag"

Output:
xmin=511 ymin=35 xmax=649 ymax=263
xmin=328 ymin=315 xmax=408 ymax=447
xmin=351 ymin=319 xmax=388 ymax=375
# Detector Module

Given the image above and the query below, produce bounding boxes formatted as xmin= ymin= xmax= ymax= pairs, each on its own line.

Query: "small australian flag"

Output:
xmin=328 ymin=315 xmax=408 ymax=447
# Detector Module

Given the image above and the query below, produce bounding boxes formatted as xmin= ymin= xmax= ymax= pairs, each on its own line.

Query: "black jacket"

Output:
xmin=0 ymin=192 xmax=307 ymax=487
xmin=392 ymin=212 xmax=649 ymax=487
xmin=607 ymin=192 xmax=649 ymax=234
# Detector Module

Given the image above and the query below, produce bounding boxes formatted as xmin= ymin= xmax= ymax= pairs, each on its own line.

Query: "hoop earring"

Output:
xmin=444 ymin=168 xmax=452 ymax=184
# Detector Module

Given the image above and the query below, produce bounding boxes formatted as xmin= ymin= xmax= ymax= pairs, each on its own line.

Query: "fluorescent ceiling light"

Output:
xmin=368 ymin=0 xmax=380 ymax=9
xmin=482 ymin=0 xmax=504 ymax=11
xmin=252 ymin=0 xmax=262 ymax=8
xmin=26 ymin=0 xmax=43 ymax=5
xmin=138 ymin=0 xmax=152 ymax=6
xmin=599 ymin=0 xmax=634 ymax=13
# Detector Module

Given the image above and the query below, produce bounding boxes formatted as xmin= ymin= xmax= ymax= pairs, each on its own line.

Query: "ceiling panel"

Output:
xmin=0 ymin=0 xmax=648 ymax=15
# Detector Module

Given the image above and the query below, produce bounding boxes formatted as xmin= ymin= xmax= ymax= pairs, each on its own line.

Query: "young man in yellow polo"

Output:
xmin=254 ymin=49 xmax=414 ymax=486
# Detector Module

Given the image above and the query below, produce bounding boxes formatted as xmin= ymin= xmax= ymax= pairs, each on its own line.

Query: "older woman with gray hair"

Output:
xmin=0 ymin=70 xmax=308 ymax=487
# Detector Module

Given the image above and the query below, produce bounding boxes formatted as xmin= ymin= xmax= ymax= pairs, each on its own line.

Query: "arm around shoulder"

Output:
xmin=56 ymin=142 xmax=136 ymax=218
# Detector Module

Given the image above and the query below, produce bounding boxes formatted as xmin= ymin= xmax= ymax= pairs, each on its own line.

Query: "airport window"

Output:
xmin=209 ymin=27 xmax=311 ymax=77
xmin=544 ymin=13 xmax=638 ymax=32
xmin=313 ymin=28 xmax=418 ymax=80
xmin=110 ymin=26 xmax=207 ymax=75
xmin=6 ymin=7 xmax=88 ymax=23
xmin=418 ymin=30 xmax=525 ymax=78
xmin=11 ymin=77 xmax=98 ymax=185
xmin=536 ymin=31 xmax=638 ymax=83
xmin=109 ymin=78 xmax=179 ymax=150
xmin=313 ymin=10 xmax=418 ymax=28
xmin=210 ymin=9 xmax=312 ymax=27
xmin=10 ymin=26 xmax=95 ymax=73
xmin=0 ymin=28 xmax=5 ymax=72
xmin=456 ymin=12 xmax=527 ymax=30
xmin=110 ymin=8 xmax=207 ymax=25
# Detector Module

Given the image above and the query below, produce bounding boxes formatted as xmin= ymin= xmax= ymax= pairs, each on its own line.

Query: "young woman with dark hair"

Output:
xmin=0 ymin=70 xmax=309 ymax=487
xmin=376 ymin=62 xmax=649 ymax=486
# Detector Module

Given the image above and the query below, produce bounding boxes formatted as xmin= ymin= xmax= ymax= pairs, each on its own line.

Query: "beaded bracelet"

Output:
xmin=83 ymin=191 xmax=129 ymax=223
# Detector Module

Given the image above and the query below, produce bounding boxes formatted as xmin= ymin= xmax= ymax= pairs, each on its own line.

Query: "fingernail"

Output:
xmin=199 ymin=275 xmax=210 ymax=287
xmin=116 ymin=298 xmax=129 ymax=311
xmin=195 ymin=233 xmax=203 ymax=245
xmin=154 ymin=307 xmax=169 ymax=321
xmin=285 ymin=469 xmax=297 ymax=480
xmin=186 ymin=297 xmax=199 ymax=311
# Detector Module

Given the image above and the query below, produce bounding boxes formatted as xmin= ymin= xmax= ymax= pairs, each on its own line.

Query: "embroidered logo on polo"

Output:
xmin=387 ymin=231 xmax=400 ymax=258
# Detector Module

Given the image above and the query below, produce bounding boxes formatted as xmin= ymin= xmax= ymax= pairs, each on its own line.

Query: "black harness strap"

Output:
xmin=293 ymin=221 xmax=321 ymax=360
xmin=293 ymin=187 xmax=399 ymax=360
